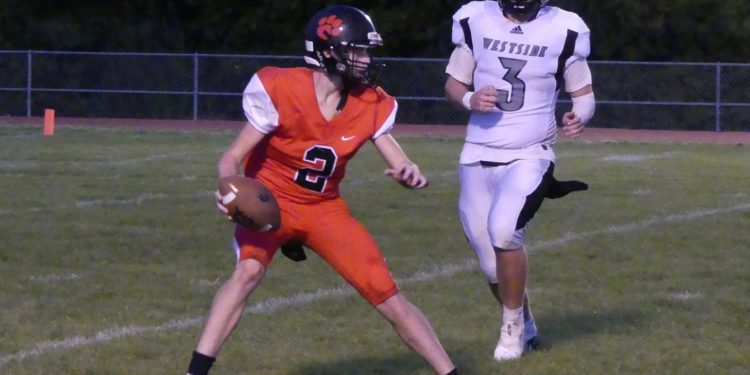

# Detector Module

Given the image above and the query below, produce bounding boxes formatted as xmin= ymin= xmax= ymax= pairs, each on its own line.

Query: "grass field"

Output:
xmin=1 ymin=124 xmax=749 ymax=374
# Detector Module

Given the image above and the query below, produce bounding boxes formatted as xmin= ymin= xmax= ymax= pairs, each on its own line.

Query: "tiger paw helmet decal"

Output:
xmin=317 ymin=15 xmax=343 ymax=41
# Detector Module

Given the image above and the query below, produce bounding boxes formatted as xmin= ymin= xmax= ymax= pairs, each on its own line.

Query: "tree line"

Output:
xmin=2 ymin=0 xmax=747 ymax=62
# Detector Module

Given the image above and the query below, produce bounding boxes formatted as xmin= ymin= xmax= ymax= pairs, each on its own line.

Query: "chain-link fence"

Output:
xmin=1 ymin=50 xmax=748 ymax=131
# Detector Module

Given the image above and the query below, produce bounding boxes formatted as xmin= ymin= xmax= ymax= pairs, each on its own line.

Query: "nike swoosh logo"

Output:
xmin=341 ymin=135 xmax=356 ymax=141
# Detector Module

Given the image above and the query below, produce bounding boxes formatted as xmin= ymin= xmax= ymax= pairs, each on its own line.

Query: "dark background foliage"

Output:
xmin=2 ymin=0 xmax=747 ymax=62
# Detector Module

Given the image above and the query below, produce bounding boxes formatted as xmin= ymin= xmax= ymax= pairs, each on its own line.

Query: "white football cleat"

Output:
xmin=493 ymin=320 xmax=525 ymax=361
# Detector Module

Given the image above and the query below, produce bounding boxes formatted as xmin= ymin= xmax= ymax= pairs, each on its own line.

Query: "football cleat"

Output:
xmin=523 ymin=318 xmax=540 ymax=352
xmin=525 ymin=335 xmax=542 ymax=352
xmin=493 ymin=320 xmax=525 ymax=361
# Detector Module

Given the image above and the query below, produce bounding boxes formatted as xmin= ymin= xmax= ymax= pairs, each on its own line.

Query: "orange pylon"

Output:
xmin=43 ymin=109 xmax=55 ymax=136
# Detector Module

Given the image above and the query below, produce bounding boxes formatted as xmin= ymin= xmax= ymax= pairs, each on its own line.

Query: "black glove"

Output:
xmin=545 ymin=176 xmax=588 ymax=199
xmin=280 ymin=241 xmax=307 ymax=262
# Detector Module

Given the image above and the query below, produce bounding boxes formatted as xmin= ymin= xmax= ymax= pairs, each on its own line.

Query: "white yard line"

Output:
xmin=1 ymin=201 xmax=749 ymax=368
xmin=666 ymin=291 xmax=703 ymax=301
xmin=0 ymin=269 xmax=471 ymax=368
xmin=29 ymin=273 xmax=83 ymax=283
xmin=600 ymin=151 xmax=683 ymax=162
xmin=0 ymin=149 xmax=222 ymax=172
xmin=529 ymin=202 xmax=750 ymax=251
xmin=0 ymin=191 xmax=214 ymax=217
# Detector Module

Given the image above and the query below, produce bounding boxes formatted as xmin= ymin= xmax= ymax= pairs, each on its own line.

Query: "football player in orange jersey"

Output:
xmin=186 ymin=5 xmax=458 ymax=375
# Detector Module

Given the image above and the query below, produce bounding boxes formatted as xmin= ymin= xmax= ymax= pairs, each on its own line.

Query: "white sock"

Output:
xmin=503 ymin=306 xmax=524 ymax=326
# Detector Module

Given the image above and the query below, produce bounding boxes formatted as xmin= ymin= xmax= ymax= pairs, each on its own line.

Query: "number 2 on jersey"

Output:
xmin=294 ymin=145 xmax=338 ymax=193
xmin=495 ymin=57 xmax=527 ymax=112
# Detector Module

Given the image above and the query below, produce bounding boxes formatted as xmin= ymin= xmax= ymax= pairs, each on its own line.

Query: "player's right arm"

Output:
xmin=219 ymin=70 xmax=279 ymax=180
xmin=217 ymin=124 xmax=267 ymax=179
xmin=444 ymin=2 xmax=498 ymax=112
xmin=216 ymin=71 xmax=278 ymax=214
xmin=215 ymin=125 xmax=267 ymax=218
xmin=445 ymin=74 xmax=498 ymax=113
xmin=444 ymin=45 xmax=497 ymax=112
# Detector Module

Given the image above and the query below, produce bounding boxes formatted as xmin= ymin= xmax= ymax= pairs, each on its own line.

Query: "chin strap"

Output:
xmin=336 ymin=86 xmax=349 ymax=111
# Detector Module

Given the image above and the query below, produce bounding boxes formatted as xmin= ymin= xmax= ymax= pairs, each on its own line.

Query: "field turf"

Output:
xmin=1 ymin=124 xmax=748 ymax=374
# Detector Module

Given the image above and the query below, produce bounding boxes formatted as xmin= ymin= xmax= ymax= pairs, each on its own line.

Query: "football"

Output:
xmin=218 ymin=176 xmax=281 ymax=232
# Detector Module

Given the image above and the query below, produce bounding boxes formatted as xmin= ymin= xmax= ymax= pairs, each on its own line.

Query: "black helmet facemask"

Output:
xmin=499 ymin=0 xmax=549 ymax=19
xmin=327 ymin=44 xmax=384 ymax=88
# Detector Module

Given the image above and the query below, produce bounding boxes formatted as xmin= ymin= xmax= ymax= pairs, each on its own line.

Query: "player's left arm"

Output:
xmin=561 ymin=17 xmax=595 ymax=138
xmin=561 ymin=59 xmax=595 ymax=138
xmin=372 ymin=134 xmax=428 ymax=189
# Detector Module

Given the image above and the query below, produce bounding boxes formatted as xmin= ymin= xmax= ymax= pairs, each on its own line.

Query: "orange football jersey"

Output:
xmin=242 ymin=67 xmax=397 ymax=203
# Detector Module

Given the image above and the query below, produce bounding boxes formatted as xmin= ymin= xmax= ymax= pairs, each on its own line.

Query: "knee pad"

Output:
xmin=489 ymin=217 xmax=526 ymax=251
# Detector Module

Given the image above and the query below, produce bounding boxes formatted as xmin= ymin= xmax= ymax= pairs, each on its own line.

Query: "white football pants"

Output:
xmin=458 ymin=159 xmax=553 ymax=283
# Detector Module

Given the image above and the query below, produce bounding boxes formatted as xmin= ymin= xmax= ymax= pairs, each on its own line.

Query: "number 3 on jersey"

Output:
xmin=294 ymin=145 xmax=338 ymax=193
xmin=495 ymin=57 xmax=527 ymax=112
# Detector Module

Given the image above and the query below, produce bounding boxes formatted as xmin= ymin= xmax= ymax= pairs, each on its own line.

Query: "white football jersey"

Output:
xmin=451 ymin=1 xmax=590 ymax=154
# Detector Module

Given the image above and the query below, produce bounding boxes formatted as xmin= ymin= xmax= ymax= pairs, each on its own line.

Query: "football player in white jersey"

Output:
xmin=444 ymin=0 xmax=595 ymax=362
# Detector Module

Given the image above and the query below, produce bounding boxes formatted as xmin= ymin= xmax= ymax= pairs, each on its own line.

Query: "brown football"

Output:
xmin=218 ymin=176 xmax=281 ymax=232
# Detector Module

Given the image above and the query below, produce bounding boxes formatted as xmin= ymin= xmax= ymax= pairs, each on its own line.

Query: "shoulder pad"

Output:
xmin=453 ymin=1 xmax=488 ymax=21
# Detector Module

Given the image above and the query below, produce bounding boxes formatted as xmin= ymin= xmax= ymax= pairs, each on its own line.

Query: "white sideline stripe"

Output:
xmin=1 ymin=202 xmax=749 ymax=368
xmin=0 ymin=191 xmax=214 ymax=217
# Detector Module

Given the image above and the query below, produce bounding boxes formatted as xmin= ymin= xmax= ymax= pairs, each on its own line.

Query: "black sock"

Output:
xmin=445 ymin=368 xmax=458 ymax=375
xmin=187 ymin=351 xmax=216 ymax=375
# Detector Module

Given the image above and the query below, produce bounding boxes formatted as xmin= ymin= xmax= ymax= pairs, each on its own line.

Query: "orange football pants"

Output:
xmin=234 ymin=197 xmax=399 ymax=306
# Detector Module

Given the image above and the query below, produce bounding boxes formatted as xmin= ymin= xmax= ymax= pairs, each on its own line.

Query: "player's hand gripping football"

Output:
xmin=469 ymin=85 xmax=500 ymax=112
xmin=214 ymin=189 xmax=233 ymax=221
xmin=561 ymin=111 xmax=585 ymax=138
xmin=385 ymin=162 xmax=429 ymax=189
